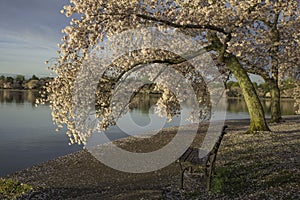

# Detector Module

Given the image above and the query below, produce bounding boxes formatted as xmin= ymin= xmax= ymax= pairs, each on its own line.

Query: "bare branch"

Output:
xmin=135 ymin=13 xmax=228 ymax=35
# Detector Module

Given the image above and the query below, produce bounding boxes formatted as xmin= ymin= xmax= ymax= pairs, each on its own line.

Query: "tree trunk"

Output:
xmin=268 ymin=12 xmax=281 ymax=123
xmin=267 ymin=78 xmax=282 ymax=123
xmin=226 ymin=55 xmax=270 ymax=133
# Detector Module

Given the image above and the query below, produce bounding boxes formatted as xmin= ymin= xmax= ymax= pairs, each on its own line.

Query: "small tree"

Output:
xmin=30 ymin=75 xmax=39 ymax=81
xmin=5 ymin=77 xmax=14 ymax=84
xmin=15 ymin=75 xmax=25 ymax=84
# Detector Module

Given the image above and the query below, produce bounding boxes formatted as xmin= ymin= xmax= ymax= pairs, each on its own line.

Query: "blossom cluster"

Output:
xmin=43 ymin=0 xmax=300 ymax=145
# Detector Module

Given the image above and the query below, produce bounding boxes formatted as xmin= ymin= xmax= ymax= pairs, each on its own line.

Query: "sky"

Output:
xmin=0 ymin=0 xmax=266 ymax=84
xmin=0 ymin=0 xmax=69 ymax=76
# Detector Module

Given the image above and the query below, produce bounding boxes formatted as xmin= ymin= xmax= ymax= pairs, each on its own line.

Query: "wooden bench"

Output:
xmin=178 ymin=125 xmax=228 ymax=191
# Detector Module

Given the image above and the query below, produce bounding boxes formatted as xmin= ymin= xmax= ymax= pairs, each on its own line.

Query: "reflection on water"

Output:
xmin=129 ymin=93 xmax=161 ymax=114
xmin=0 ymin=90 xmax=39 ymax=105
xmin=129 ymin=93 xmax=296 ymax=118
xmin=0 ymin=90 xmax=81 ymax=177
xmin=0 ymin=90 xmax=297 ymax=176
xmin=0 ymin=90 xmax=295 ymax=118
xmin=226 ymin=97 xmax=296 ymax=117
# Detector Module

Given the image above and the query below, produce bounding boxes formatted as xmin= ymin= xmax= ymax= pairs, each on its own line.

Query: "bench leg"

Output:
xmin=180 ymin=167 xmax=191 ymax=189
xmin=206 ymin=153 xmax=217 ymax=191
xmin=180 ymin=168 xmax=185 ymax=189
xmin=179 ymin=162 xmax=193 ymax=189
xmin=179 ymin=162 xmax=184 ymax=189
xmin=205 ymin=160 xmax=210 ymax=176
xmin=207 ymin=164 xmax=213 ymax=191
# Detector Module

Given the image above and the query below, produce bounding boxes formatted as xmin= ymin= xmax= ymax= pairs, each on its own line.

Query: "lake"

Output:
xmin=0 ymin=90 xmax=296 ymax=177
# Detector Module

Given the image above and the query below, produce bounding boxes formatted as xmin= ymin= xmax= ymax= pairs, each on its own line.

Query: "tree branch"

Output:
xmin=135 ymin=13 xmax=228 ymax=35
xmin=106 ymin=45 xmax=214 ymax=120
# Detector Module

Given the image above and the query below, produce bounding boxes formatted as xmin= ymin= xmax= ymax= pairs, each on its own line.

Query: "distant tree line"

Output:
xmin=0 ymin=75 xmax=53 ymax=90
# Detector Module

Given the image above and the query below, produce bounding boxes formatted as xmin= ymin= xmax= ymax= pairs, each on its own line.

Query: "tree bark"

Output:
xmin=267 ymin=78 xmax=282 ymax=123
xmin=207 ymin=31 xmax=270 ymax=132
xmin=226 ymin=54 xmax=270 ymax=133
xmin=268 ymin=12 xmax=281 ymax=123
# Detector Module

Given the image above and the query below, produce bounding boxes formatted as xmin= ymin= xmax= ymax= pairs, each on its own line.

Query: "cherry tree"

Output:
xmin=44 ymin=0 xmax=300 ymax=144
xmin=230 ymin=1 xmax=300 ymax=123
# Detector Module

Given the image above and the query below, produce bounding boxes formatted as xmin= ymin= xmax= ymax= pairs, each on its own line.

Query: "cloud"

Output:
xmin=0 ymin=0 xmax=70 ymax=46
xmin=0 ymin=0 xmax=70 ymax=75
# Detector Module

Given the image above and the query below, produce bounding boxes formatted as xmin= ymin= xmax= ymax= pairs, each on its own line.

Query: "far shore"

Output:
xmin=0 ymin=89 xmax=297 ymax=100
xmin=4 ymin=115 xmax=300 ymax=200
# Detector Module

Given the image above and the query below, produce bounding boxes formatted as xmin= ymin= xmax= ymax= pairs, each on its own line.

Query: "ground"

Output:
xmin=3 ymin=116 xmax=300 ymax=200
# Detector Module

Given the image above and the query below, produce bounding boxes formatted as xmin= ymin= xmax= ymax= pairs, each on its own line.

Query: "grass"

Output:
xmin=209 ymin=130 xmax=300 ymax=198
xmin=176 ymin=121 xmax=300 ymax=199
xmin=0 ymin=178 xmax=32 ymax=200
xmin=210 ymin=164 xmax=299 ymax=198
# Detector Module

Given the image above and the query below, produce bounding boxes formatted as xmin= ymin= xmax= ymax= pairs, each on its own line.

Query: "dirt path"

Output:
xmin=6 ymin=116 xmax=300 ymax=199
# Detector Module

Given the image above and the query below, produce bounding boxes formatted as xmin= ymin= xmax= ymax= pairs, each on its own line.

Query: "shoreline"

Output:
xmin=0 ymin=89 xmax=297 ymax=100
xmin=4 ymin=115 xmax=300 ymax=199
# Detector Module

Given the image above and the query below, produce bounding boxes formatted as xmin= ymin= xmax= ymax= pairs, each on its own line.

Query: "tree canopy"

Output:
xmin=45 ymin=0 xmax=300 ymax=145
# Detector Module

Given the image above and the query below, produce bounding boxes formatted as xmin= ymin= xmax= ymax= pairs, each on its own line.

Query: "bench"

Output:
xmin=178 ymin=125 xmax=228 ymax=191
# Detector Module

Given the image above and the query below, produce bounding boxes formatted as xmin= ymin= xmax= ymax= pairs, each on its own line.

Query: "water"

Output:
xmin=0 ymin=90 xmax=296 ymax=176
xmin=0 ymin=90 xmax=82 ymax=177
